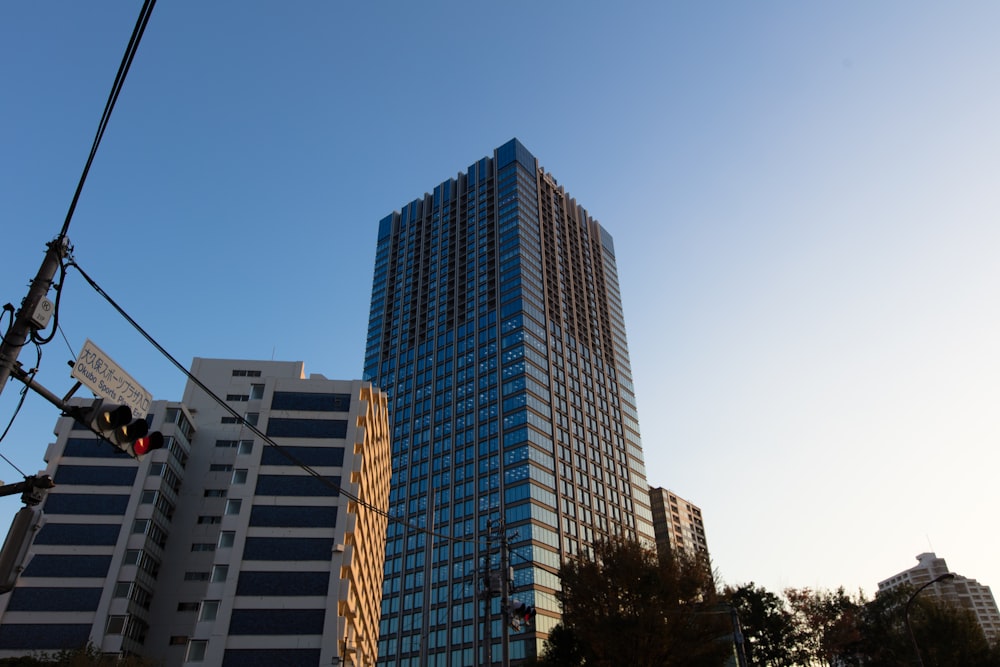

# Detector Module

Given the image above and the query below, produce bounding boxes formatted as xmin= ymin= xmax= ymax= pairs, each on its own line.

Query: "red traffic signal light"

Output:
xmin=509 ymin=600 xmax=536 ymax=630
xmin=132 ymin=432 xmax=164 ymax=457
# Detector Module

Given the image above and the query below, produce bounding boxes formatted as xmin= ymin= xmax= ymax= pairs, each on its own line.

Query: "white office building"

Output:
xmin=0 ymin=359 xmax=391 ymax=666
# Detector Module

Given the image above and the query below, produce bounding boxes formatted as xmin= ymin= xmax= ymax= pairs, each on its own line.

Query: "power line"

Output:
xmin=58 ymin=0 xmax=158 ymax=241
xmin=66 ymin=260 xmax=495 ymax=551
xmin=56 ymin=324 xmax=76 ymax=361
xmin=1 ymin=1 xmax=155 ymax=398
xmin=0 ymin=343 xmax=41 ymax=478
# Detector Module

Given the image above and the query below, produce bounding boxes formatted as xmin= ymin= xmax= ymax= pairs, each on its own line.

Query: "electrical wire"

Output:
xmin=9 ymin=0 xmax=156 ymax=368
xmin=0 ymin=304 xmax=14 ymax=334
xmin=58 ymin=0 xmax=157 ymax=242
xmin=0 ymin=343 xmax=41 ymax=478
xmin=57 ymin=324 xmax=76 ymax=361
xmin=66 ymin=260 xmax=491 ymax=550
xmin=0 ymin=302 xmax=32 ymax=350
xmin=29 ymin=257 xmax=68 ymax=346
xmin=69 ymin=259 xmax=544 ymax=604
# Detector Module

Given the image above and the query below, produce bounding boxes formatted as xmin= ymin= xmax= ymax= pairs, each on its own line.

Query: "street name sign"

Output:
xmin=71 ymin=339 xmax=153 ymax=419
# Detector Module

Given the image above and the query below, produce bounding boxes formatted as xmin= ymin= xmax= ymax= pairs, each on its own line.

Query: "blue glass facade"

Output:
xmin=365 ymin=139 xmax=654 ymax=666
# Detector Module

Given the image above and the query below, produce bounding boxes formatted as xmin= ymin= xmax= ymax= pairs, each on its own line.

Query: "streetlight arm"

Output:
xmin=904 ymin=572 xmax=956 ymax=667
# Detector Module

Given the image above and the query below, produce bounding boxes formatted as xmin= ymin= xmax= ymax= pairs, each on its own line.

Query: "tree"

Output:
xmin=536 ymin=538 xmax=733 ymax=667
xmin=914 ymin=597 xmax=999 ymax=667
xmin=725 ymin=582 xmax=805 ymax=666
xmin=779 ymin=584 xmax=1000 ymax=667
xmin=854 ymin=586 xmax=1000 ymax=667
xmin=0 ymin=645 xmax=159 ymax=666
xmin=785 ymin=586 xmax=864 ymax=665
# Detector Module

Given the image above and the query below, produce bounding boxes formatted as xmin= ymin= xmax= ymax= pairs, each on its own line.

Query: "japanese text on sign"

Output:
xmin=71 ymin=339 xmax=152 ymax=418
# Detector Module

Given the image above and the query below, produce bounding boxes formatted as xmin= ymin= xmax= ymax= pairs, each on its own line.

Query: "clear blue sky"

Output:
xmin=2 ymin=2 xmax=998 ymax=599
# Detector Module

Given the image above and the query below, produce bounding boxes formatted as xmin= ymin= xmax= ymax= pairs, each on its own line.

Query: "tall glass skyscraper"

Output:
xmin=364 ymin=139 xmax=654 ymax=666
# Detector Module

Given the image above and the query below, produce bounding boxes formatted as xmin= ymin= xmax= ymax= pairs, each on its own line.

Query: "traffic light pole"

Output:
xmin=0 ymin=238 xmax=70 ymax=399
xmin=0 ymin=475 xmax=54 ymax=506
xmin=8 ymin=365 xmax=80 ymax=418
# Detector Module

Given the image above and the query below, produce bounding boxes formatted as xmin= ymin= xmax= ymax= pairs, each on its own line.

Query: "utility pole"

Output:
xmin=0 ymin=237 xmax=70 ymax=398
xmin=498 ymin=524 xmax=519 ymax=667
xmin=2 ymin=0 xmax=156 ymax=400
xmin=481 ymin=525 xmax=493 ymax=667
xmin=729 ymin=604 xmax=749 ymax=667
xmin=499 ymin=524 xmax=511 ymax=667
xmin=481 ymin=519 xmax=502 ymax=666
xmin=0 ymin=474 xmax=54 ymax=593
xmin=481 ymin=520 xmax=518 ymax=667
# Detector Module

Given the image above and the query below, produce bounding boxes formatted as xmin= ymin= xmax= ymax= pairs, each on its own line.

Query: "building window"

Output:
xmin=105 ymin=616 xmax=127 ymax=635
xmin=227 ymin=609 xmax=324 ymax=635
xmin=255 ymin=475 xmax=340 ymax=497
xmin=270 ymin=392 xmax=351 ymax=412
xmin=42 ymin=493 xmax=129 ymax=515
xmin=211 ymin=565 xmax=228 ymax=583
xmin=53 ymin=465 xmax=136 ymax=487
xmin=35 ymin=523 xmax=120 ymax=546
xmin=242 ymin=537 xmax=334 ymax=561
xmin=232 ymin=469 xmax=248 ymax=485
xmin=210 ymin=464 xmax=233 ymax=472
xmin=264 ymin=418 xmax=348 ymax=439
xmin=186 ymin=639 xmax=208 ymax=662
xmin=200 ymin=600 xmax=220 ymax=621
xmin=261 ymin=446 xmax=344 ymax=467
xmin=248 ymin=505 xmax=337 ymax=528
xmin=164 ymin=407 xmax=196 ymax=442
xmin=191 ymin=543 xmax=215 ymax=552
xmin=232 ymin=369 xmax=262 ymax=377
xmin=170 ymin=635 xmax=188 ymax=645
xmin=23 ymin=554 xmax=112 ymax=579
xmin=184 ymin=572 xmax=209 ymax=582
xmin=204 ymin=489 xmax=227 ymax=498
xmin=177 ymin=602 xmax=199 ymax=612
xmin=250 ymin=384 xmax=265 ymax=400
xmin=225 ymin=499 xmax=242 ymax=515
xmin=235 ymin=571 xmax=330 ymax=597
xmin=218 ymin=531 xmax=235 ymax=549
xmin=237 ymin=440 xmax=254 ymax=455
xmin=197 ymin=516 xmax=221 ymax=525
xmin=245 ymin=413 xmax=260 ymax=427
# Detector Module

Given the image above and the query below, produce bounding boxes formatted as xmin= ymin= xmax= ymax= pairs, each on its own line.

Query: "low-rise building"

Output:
xmin=878 ymin=552 xmax=1000 ymax=642
xmin=648 ymin=487 xmax=709 ymax=559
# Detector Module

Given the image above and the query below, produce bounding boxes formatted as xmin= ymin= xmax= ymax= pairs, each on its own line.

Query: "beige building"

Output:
xmin=878 ymin=552 xmax=1000 ymax=642
xmin=648 ymin=487 xmax=709 ymax=559
xmin=0 ymin=358 xmax=391 ymax=667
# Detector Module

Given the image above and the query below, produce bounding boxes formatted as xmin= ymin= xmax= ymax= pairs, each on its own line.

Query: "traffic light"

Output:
xmin=83 ymin=399 xmax=163 ymax=459
xmin=509 ymin=599 xmax=536 ymax=631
